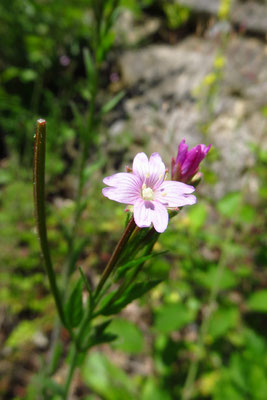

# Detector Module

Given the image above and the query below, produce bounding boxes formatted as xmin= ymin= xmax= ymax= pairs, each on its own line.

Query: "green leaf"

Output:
xmin=0 ymin=168 xmax=11 ymax=185
xmin=187 ymin=203 xmax=208 ymax=231
xmin=20 ymin=69 xmax=38 ymax=82
xmin=217 ymin=192 xmax=241 ymax=218
xmin=208 ymin=307 xmax=239 ymax=339
xmin=67 ymin=238 xmax=89 ymax=276
xmin=82 ymin=352 xmax=137 ymax=400
xmin=65 ymin=278 xmax=84 ymax=328
xmin=86 ymin=320 xmax=117 ymax=349
xmin=115 ymin=251 xmax=167 ymax=281
xmin=41 ymin=377 xmax=64 ymax=396
xmin=101 ymin=280 xmax=161 ymax=315
xmin=78 ymin=266 xmax=93 ymax=297
xmin=90 ymin=332 xmax=118 ymax=348
xmin=247 ymin=290 xmax=267 ymax=312
xmin=155 ymin=303 xmax=196 ymax=334
xmin=101 ymin=91 xmax=125 ymax=115
xmin=70 ymin=101 xmax=85 ymax=134
xmin=239 ymin=204 xmax=256 ymax=223
xmin=193 ymin=265 xmax=237 ymax=291
xmin=83 ymin=47 xmax=95 ymax=81
xmin=142 ymin=378 xmax=172 ymax=400
xmin=6 ymin=320 xmax=39 ymax=348
xmin=48 ymin=341 xmax=64 ymax=375
xmin=107 ymin=318 xmax=144 ymax=354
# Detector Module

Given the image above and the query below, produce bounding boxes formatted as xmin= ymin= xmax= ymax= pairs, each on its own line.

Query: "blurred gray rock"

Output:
xmin=178 ymin=0 xmax=221 ymax=15
xmin=112 ymin=35 xmax=267 ymax=199
xmin=115 ymin=10 xmax=161 ymax=46
xmin=178 ymin=0 xmax=267 ymax=35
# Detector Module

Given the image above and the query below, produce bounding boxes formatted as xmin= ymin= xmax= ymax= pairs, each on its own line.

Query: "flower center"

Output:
xmin=142 ymin=184 xmax=154 ymax=201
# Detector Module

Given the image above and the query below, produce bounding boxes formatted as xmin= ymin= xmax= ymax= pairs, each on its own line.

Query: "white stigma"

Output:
xmin=142 ymin=184 xmax=154 ymax=201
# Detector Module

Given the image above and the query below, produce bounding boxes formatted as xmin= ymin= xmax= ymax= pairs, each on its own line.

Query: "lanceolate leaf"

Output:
xmin=65 ymin=278 xmax=84 ymax=328
xmin=115 ymin=251 xmax=167 ymax=281
xmin=82 ymin=320 xmax=117 ymax=350
xmin=101 ymin=280 xmax=162 ymax=316
xmin=83 ymin=47 xmax=95 ymax=84
xmin=100 ymin=90 xmax=125 ymax=115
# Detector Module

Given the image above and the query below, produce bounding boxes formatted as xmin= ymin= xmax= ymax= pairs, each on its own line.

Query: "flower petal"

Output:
xmin=181 ymin=145 xmax=202 ymax=176
xmin=152 ymin=201 xmax=169 ymax=233
xmin=102 ymin=187 xmax=140 ymax=204
xmin=155 ymin=181 xmax=197 ymax=207
xmin=181 ymin=144 xmax=211 ymax=179
xmin=200 ymin=144 xmax=211 ymax=156
xmin=176 ymin=139 xmax=188 ymax=165
xmin=103 ymin=172 xmax=141 ymax=188
xmin=132 ymin=152 xmax=149 ymax=182
xmin=133 ymin=199 xmax=154 ymax=228
xmin=102 ymin=172 xmax=141 ymax=204
xmin=146 ymin=152 xmax=166 ymax=189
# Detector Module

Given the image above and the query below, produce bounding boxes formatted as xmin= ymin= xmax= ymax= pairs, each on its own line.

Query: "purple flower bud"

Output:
xmin=171 ymin=139 xmax=211 ymax=183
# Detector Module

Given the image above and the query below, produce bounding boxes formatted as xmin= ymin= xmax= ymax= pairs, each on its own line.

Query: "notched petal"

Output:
xmin=133 ymin=199 xmax=153 ymax=228
xmin=152 ymin=201 xmax=169 ymax=233
xmin=133 ymin=152 xmax=149 ymax=182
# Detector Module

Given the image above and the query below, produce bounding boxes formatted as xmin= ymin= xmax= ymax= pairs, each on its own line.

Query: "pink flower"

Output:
xmin=102 ymin=152 xmax=196 ymax=233
xmin=171 ymin=139 xmax=211 ymax=183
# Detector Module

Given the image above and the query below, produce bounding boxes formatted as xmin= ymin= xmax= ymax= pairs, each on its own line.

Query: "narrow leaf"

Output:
xmin=83 ymin=47 xmax=95 ymax=81
xmin=48 ymin=341 xmax=64 ymax=375
xmin=69 ymin=238 xmax=89 ymax=275
xmin=89 ymin=333 xmax=118 ymax=348
xmin=101 ymin=280 xmax=161 ymax=316
xmin=70 ymin=101 xmax=85 ymax=135
xmin=42 ymin=378 xmax=64 ymax=396
xmin=65 ymin=278 xmax=84 ymax=328
xmin=82 ymin=320 xmax=117 ymax=350
xmin=101 ymin=90 xmax=125 ymax=115
xmin=115 ymin=251 xmax=167 ymax=281
xmin=79 ymin=266 xmax=93 ymax=296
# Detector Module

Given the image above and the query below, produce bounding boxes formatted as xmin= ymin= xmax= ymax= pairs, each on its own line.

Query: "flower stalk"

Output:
xmin=94 ymin=216 xmax=137 ymax=297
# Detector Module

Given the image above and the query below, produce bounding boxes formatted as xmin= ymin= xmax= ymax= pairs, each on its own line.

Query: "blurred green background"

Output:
xmin=1 ymin=0 xmax=267 ymax=399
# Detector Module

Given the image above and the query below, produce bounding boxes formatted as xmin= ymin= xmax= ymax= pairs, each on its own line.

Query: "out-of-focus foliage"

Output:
xmin=163 ymin=2 xmax=191 ymax=29
xmin=1 ymin=0 xmax=267 ymax=399
xmin=0 ymin=0 xmax=89 ymax=162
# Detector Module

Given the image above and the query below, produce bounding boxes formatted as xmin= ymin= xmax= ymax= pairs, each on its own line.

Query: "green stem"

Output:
xmin=33 ymin=119 xmax=66 ymax=327
xmin=62 ymin=295 xmax=96 ymax=398
xmin=94 ymin=217 xmax=136 ymax=297
xmin=63 ymin=344 xmax=79 ymax=400
xmin=103 ymin=230 xmax=159 ymax=310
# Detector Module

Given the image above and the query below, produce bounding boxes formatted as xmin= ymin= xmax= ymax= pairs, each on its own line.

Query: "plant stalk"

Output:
xmin=94 ymin=217 xmax=136 ymax=297
xmin=33 ymin=119 xmax=66 ymax=327
xmin=63 ymin=343 xmax=79 ymax=400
